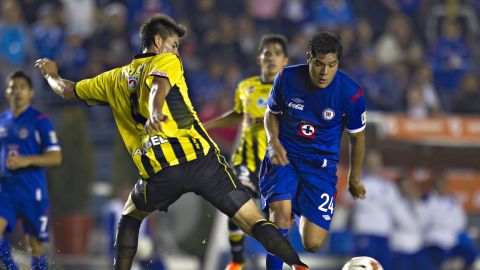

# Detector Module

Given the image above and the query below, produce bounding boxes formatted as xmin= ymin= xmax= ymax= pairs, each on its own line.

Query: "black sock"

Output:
xmin=114 ymin=215 xmax=142 ymax=270
xmin=228 ymin=219 xmax=245 ymax=263
xmin=251 ymin=220 xmax=307 ymax=267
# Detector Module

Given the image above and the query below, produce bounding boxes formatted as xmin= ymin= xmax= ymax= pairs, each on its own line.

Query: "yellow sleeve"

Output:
xmin=75 ymin=69 xmax=116 ymax=106
xmin=145 ymin=54 xmax=182 ymax=89
xmin=233 ymin=84 xmax=243 ymax=114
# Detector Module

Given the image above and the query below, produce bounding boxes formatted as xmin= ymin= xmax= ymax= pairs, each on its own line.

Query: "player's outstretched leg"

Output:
xmin=114 ymin=215 xmax=142 ymax=270
xmin=0 ymin=237 xmax=18 ymax=270
xmin=232 ymin=199 xmax=309 ymax=269
xmin=225 ymin=219 xmax=245 ymax=270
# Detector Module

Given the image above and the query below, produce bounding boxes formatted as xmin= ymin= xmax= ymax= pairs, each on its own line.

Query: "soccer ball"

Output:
xmin=342 ymin=256 xmax=384 ymax=270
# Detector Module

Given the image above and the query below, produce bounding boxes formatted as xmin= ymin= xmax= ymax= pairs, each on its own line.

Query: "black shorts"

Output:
xmin=234 ymin=165 xmax=260 ymax=198
xmin=131 ymin=150 xmax=251 ymax=218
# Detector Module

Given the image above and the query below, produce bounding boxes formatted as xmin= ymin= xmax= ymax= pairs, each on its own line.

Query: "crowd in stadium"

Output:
xmin=1 ymin=0 xmax=480 ymax=117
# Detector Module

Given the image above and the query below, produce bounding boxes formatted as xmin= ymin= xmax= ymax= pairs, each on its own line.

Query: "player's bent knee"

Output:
xmin=302 ymin=237 xmax=326 ymax=253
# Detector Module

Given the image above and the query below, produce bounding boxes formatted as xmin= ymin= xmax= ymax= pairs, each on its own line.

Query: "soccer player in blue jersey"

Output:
xmin=0 ymin=71 xmax=62 ymax=270
xmin=260 ymin=31 xmax=367 ymax=269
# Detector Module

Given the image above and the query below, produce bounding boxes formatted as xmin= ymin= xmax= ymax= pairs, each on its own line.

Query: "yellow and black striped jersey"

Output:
xmin=75 ymin=53 xmax=218 ymax=179
xmin=232 ymin=76 xmax=271 ymax=173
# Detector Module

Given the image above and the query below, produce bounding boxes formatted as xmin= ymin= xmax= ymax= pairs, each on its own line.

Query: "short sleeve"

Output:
xmin=345 ymin=88 xmax=366 ymax=133
xmin=233 ymin=85 xmax=243 ymax=114
xmin=75 ymin=69 xmax=116 ymax=106
xmin=145 ymin=54 xmax=182 ymax=89
xmin=36 ymin=115 xmax=61 ymax=152
xmin=267 ymin=70 xmax=284 ymax=114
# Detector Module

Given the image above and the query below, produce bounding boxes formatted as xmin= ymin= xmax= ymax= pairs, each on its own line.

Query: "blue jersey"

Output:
xmin=0 ymin=107 xmax=60 ymax=200
xmin=267 ymin=64 xmax=366 ymax=163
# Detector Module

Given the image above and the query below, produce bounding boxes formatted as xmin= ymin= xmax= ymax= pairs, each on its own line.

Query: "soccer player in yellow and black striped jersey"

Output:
xmin=35 ymin=14 xmax=309 ymax=270
xmin=204 ymin=34 xmax=289 ymax=270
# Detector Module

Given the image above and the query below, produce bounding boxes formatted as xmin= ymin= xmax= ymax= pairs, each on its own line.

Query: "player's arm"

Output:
xmin=145 ymin=76 xmax=171 ymax=134
xmin=203 ymin=110 xmax=243 ymax=130
xmin=347 ymin=130 xmax=366 ymax=199
xmin=34 ymin=58 xmax=77 ymax=100
xmin=6 ymin=151 xmax=62 ymax=170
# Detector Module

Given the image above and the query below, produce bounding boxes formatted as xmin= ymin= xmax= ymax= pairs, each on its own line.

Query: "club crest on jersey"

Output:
xmin=298 ymin=122 xmax=316 ymax=138
xmin=257 ymin=98 xmax=267 ymax=108
xmin=128 ymin=75 xmax=139 ymax=90
xmin=18 ymin=128 xmax=29 ymax=139
xmin=322 ymin=108 xmax=335 ymax=120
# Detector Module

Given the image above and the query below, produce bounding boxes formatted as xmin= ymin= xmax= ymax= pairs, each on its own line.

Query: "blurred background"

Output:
xmin=0 ymin=0 xmax=479 ymax=269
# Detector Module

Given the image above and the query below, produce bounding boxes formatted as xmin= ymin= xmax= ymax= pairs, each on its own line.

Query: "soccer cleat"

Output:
xmin=292 ymin=264 xmax=310 ymax=270
xmin=224 ymin=261 xmax=244 ymax=270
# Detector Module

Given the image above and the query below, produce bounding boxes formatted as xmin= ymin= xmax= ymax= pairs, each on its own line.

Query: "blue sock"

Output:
xmin=31 ymin=254 xmax=48 ymax=270
xmin=266 ymin=228 xmax=289 ymax=270
xmin=0 ymin=237 xmax=18 ymax=270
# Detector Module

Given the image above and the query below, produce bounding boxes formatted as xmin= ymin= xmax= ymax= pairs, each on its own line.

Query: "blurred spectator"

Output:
xmin=311 ymin=0 xmax=356 ymax=31
xmin=0 ymin=0 xmax=30 ymax=75
xmin=89 ymin=2 xmax=132 ymax=69
xmin=281 ymin=0 xmax=310 ymax=36
xmin=428 ymin=19 xmax=472 ymax=109
xmin=405 ymin=84 xmax=431 ymax=119
xmin=422 ymin=175 xmax=478 ymax=270
xmin=351 ymin=150 xmax=397 ymax=269
xmin=60 ymin=0 xmax=95 ymax=38
xmin=355 ymin=18 xmax=375 ymax=57
xmin=452 ymin=73 xmax=480 ymax=114
xmin=383 ymin=62 xmax=410 ymax=112
xmin=350 ymin=51 xmax=390 ymax=111
xmin=412 ymin=64 xmax=442 ymax=115
xmin=375 ymin=13 xmax=423 ymax=67
xmin=18 ymin=0 xmax=63 ymax=25
xmin=58 ymin=34 xmax=89 ymax=82
xmin=389 ymin=176 xmax=431 ymax=270
xmin=425 ymin=0 xmax=479 ymax=46
xmin=31 ymin=3 xmax=64 ymax=60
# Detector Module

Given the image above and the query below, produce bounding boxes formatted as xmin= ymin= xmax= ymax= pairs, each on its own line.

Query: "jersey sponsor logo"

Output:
xmin=288 ymin=98 xmax=304 ymax=111
xmin=18 ymin=128 xmax=29 ymax=139
xmin=322 ymin=108 xmax=335 ymax=120
xmin=133 ymin=135 xmax=169 ymax=156
xmin=298 ymin=122 xmax=316 ymax=138
xmin=361 ymin=111 xmax=367 ymax=125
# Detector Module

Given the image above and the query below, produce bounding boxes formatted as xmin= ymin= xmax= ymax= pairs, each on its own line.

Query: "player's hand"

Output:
xmin=145 ymin=113 xmax=168 ymax=134
xmin=34 ymin=58 xmax=58 ymax=78
xmin=268 ymin=139 xmax=289 ymax=166
xmin=348 ymin=177 xmax=366 ymax=200
xmin=6 ymin=156 xmax=31 ymax=170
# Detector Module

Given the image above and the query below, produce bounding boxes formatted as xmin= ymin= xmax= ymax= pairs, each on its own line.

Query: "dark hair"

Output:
xmin=307 ymin=31 xmax=342 ymax=60
xmin=6 ymin=70 xmax=33 ymax=89
xmin=139 ymin=13 xmax=186 ymax=50
xmin=258 ymin=34 xmax=288 ymax=56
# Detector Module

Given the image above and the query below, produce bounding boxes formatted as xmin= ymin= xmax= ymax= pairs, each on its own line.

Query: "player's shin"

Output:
xmin=266 ymin=227 xmax=289 ymax=270
xmin=0 ymin=237 xmax=19 ymax=270
xmin=114 ymin=215 xmax=142 ymax=270
xmin=228 ymin=219 xmax=245 ymax=264
xmin=252 ymin=220 xmax=307 ymax=268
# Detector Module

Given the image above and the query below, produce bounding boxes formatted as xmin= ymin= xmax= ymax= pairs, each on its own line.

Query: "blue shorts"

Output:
xmin=0 ymin=192 xmax=50 ymax=242
xmin=259 ymin=155 xmax=337 ymax=230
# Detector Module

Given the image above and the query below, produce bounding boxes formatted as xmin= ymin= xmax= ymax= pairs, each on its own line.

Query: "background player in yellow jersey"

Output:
xmin=205 ymin=34 xmax=289 ymax=270
xmin=34 ymin=14 xmax=309 ymax=270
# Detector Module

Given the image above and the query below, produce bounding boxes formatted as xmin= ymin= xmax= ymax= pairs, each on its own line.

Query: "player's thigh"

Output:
xmin=18 ymin=199 xmax=50 ymax=242
xmin=269 ymin=200 xmax=293 ymax=228
xmin=298 ymin=215 xmax=329 ymax=252
xmin=0 ymin=194 xmax=16 ymax=235
xmin=189 ymin=150 xmax=251 ymax=218
xmin=130 ymin=166 xmax=185 ymax=216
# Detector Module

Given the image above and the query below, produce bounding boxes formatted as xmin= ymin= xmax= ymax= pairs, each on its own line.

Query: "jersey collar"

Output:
xmin=134 ymin=52 xmax=157 ymax=59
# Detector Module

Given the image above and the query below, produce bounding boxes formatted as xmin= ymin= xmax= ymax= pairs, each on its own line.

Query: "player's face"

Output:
xmin=259 ymin=43 xmax=288 ymax=79
xmin=307 ymin=53 xmax=339 ymax=89
xmin=159 ymin=34 xmax=180 ymax=55
xmin=5 ymin=77 xmax=34 ymax=110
